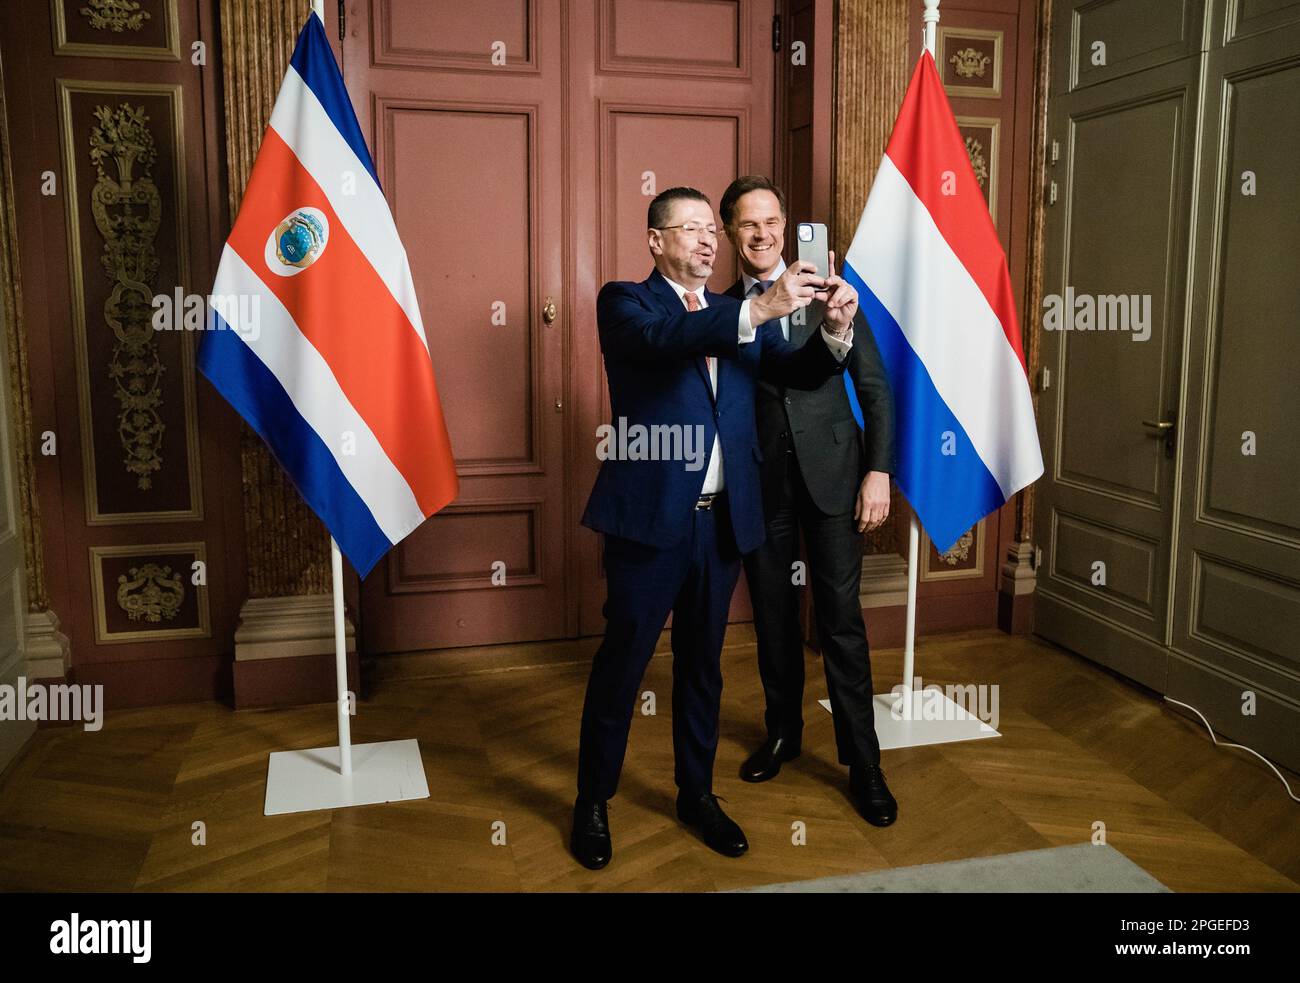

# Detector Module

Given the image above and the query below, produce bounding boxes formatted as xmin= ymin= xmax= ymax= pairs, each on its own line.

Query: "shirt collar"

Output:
xmin=742 ymin=256 xmax=787 ymax=297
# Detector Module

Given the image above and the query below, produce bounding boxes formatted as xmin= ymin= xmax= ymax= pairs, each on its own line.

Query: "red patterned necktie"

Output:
xmin=683 ymin=290 xmax=713 ymax=378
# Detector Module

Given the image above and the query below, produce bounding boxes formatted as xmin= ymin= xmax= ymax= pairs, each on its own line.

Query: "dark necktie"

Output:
xmin=751 ymin=279 xmax=781 ymax=334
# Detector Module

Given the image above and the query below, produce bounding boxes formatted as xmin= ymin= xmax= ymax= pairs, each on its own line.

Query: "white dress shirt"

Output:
xmin=660 ymin=276 xmax=730 ymax=493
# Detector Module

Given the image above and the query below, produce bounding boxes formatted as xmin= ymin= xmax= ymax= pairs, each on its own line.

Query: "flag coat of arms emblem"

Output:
xmin=842 ymin=52 xmax=1043 ymax=553
xmin=198 ymin=13 xmax=457 ymax=577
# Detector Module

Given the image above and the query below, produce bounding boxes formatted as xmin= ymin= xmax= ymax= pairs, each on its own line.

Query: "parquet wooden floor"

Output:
xmin=1 ymin=628 xmax=1296 ymax=892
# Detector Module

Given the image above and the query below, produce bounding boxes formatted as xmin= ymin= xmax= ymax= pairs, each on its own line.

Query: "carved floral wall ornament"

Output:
xmin=80 ymin=0 xmax=152 ymax=32
xmin=88 ymin=102 xmax=166 ymax=490
xmin=966 ymin=136 xmax=990 ymax=191
xmin=116 ymin=562 xmax=184 ymax=622
xmin=939 ymin=529 xmax=974 ymax=565
xmin=951 ymin=47 xmax=991 ymax=79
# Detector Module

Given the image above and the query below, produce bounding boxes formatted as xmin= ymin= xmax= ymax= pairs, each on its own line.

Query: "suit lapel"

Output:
xmin=649 ymin=270 xmax=715 ymax=405
xmin=697 ymin=354 xmax=717 ymax=406
xmin=704 ymin=286 xmax=739 ymax=405
xmin=645 ymin=268 xmax=682 ymax=315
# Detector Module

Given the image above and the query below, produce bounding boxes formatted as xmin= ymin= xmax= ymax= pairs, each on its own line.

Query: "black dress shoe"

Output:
xmin=849 ymin=764 xmax=898 ymax=827
xmin=739 ymin=734 xmax=801 ymax=783
xmin=570 ymin=796 xmax=612 ymax=869
xmin=676 ymin=791 xmax=748 ymax=857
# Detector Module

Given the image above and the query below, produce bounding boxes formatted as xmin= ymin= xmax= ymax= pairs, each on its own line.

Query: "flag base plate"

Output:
xmin=263 ymin=738 xmax=429 ymax=816
xmin=820 ymin=692 xmax=1000 ymax=750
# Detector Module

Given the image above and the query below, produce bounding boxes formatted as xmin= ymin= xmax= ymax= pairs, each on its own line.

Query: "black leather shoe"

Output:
xmin=849 ymin=764 xmax=898 ymax=827
xmin=739 ymin=734 xmax=801 ymax=783
xmin=570 ymin=797 xmax=612 ymax=869
xmin=676 ymin=791 xmax=748 ymax=857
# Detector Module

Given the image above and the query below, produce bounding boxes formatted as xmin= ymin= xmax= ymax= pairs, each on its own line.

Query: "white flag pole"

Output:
xmin=900 ymin=0 xmax=942 ymax=720
xmin=923 ymin=0 xmax=941 ymax=59
xmin=902 ymin=518 xmax=919 ymax=719
xmin=260 ymin=0 xmax=432 ymax=814
xmin=309 ymin=0 xmax=351 ymax=778
xmin=331 ymin=537 xmax=353 ymax=775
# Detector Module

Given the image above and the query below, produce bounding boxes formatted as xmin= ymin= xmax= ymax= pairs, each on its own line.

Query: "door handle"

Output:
xmin=1142 ymin=415 xmax=1177 ymax=459
xmin=542 ymin=297 xmax=557 ymax=324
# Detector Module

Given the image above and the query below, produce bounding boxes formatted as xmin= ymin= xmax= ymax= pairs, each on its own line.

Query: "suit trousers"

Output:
xmin=742 ymin=447 xmax=882 ymax=768
xmin=577 ymin=496 xmax=743 ymax=801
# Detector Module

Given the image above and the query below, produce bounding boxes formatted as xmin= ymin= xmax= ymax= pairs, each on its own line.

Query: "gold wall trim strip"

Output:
xmin=219 ymin=0 xmax=329 ymax=597
xmin=0 ymin=50 xmax=50 ymax=612
xmin=834 ymin=0 xmax=910 ymax=557
xmin=1020 ymin=0 xmax=1054 ymax=544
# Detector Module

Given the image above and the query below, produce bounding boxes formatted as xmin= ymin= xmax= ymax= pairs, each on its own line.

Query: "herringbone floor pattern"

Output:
xmin=1 ymin=629 xmax=1296 ymax=892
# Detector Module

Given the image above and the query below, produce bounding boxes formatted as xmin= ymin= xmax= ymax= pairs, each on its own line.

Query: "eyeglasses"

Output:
xmin=655 ymin=223 xmax=719 ymax=240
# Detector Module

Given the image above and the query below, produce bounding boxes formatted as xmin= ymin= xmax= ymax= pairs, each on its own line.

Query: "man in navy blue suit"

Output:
xmin=571 ymin=187 xmax=861 ymax=869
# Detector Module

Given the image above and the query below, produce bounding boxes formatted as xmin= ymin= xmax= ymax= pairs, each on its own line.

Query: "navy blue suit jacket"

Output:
xmin=581 ymin=268 xmax=849 ymax=555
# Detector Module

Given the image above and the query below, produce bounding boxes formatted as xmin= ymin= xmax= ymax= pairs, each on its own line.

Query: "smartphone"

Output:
xmin=796 ymin=222 xmax=830 ymax=298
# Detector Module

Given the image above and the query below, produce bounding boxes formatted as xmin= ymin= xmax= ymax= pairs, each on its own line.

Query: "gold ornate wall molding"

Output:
xmin=833 ymin=0 xmax=910 ymax=556
xmin=219 ymin=0 xmax=329 ymax=597
xmin=89 ymin=541 xmax=210 ymax=642
xmin=56 ymin=78 xmax=204 ymax=525
xmin=88 ymin=101 xmax=166 ymax=490
xmin=52 ymin=0 xmax=182 ymax=61
xmin=80 ymin=0 xmax=152 ymax=33
xmin=956 ymin=115 xmax=1000 ymax=218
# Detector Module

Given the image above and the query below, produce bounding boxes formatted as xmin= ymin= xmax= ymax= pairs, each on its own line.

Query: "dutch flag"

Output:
xmin=842 ymin=52 xmax=1043 ymax=554
xmin=198 ymin=12 xmax=458 ymax=576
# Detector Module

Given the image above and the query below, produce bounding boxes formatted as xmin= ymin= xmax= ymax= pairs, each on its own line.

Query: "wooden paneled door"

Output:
xmin=1167 ymin=6 xmax=1300 ymax=771
xmin=1033 ymin=1 xmax=1204 ymax=690
xmin=1035 ymin=0 xmax=1300 ymax=773
xmin=350 ymin=0 xmax=775 ymax=651
xmin=348 ymin=2 xmax=569 ymax=651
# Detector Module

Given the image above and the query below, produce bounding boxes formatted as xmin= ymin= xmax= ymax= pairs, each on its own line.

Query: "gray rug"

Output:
xmin=731 ymin=843 xmax=1171 ymax=892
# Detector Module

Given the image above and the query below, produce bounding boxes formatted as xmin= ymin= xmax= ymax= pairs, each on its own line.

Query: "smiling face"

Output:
xmin=725 ymin=188 xmax=785 ymax=280
xmin=647 ymin=197 xmax=717 ymax=289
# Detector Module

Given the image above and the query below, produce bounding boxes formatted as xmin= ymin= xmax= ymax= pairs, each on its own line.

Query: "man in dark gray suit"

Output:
xmin=720 ymin=175 xmax=899 ymax=826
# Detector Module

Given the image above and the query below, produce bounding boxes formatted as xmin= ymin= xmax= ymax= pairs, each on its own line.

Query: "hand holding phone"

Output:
xmin=751 ymin=261 xmax=824 ymax=323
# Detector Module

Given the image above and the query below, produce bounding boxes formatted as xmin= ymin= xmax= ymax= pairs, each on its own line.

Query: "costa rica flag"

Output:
xmin=198 ymin=11 xmax=457 ymax=576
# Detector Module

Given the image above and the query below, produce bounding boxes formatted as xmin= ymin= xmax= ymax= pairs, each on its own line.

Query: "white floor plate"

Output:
xmin=263 ymin=738 xmax=430 ymax=816
xmin=819 ymin=692 xmax=1000 ymax=750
